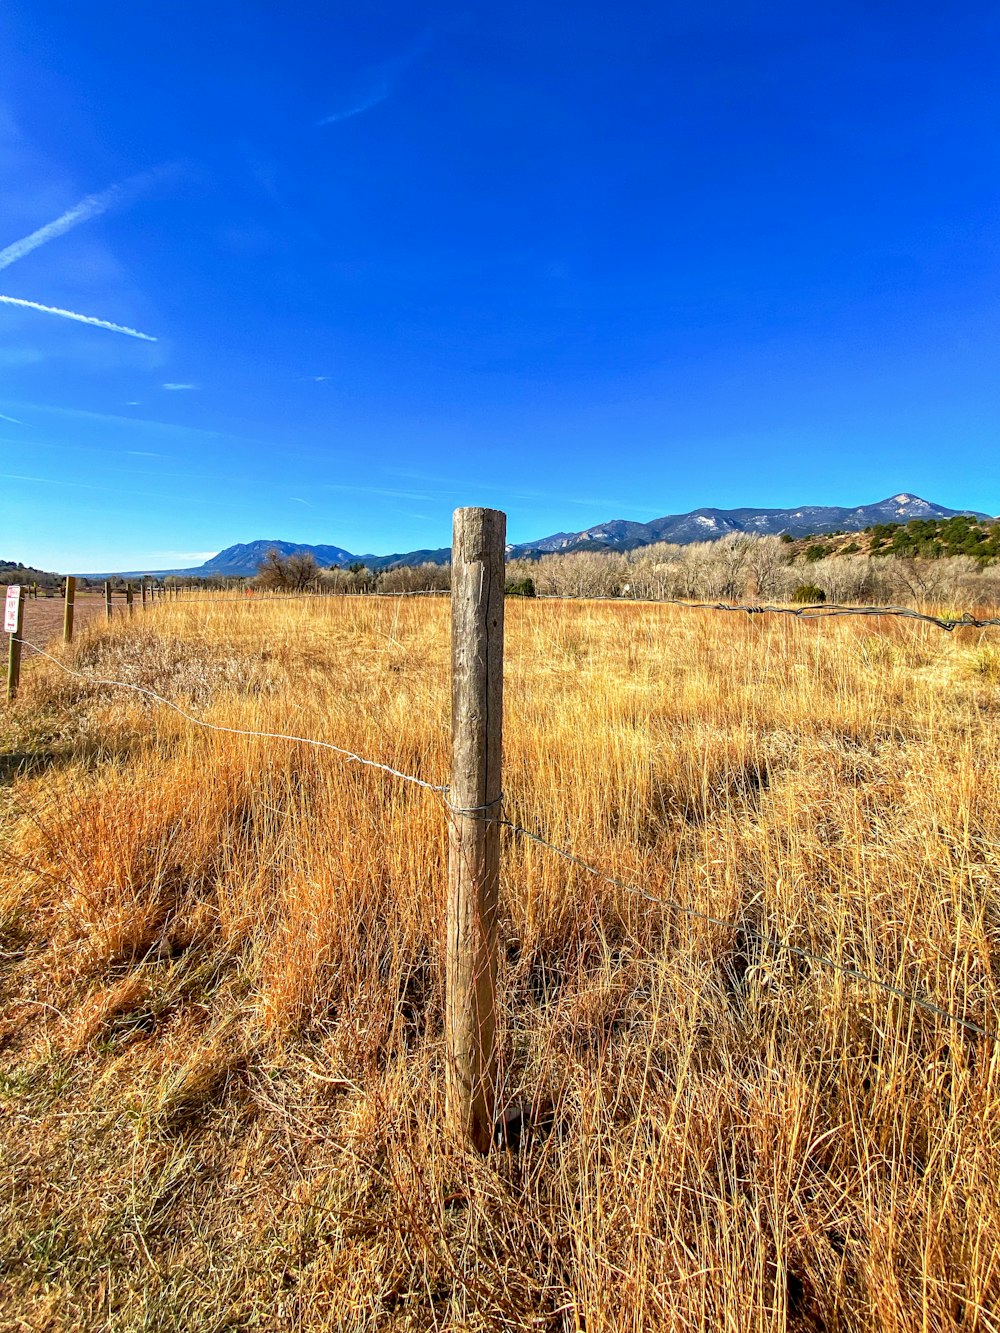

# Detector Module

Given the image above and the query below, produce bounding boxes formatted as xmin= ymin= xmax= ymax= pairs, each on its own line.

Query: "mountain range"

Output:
xmin=83 ymin=494 xmax=994 ymax=579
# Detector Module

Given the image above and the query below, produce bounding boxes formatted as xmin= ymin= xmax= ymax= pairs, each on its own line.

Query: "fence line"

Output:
xmin=12 ymin=632 xmax=994 ymax=1046
xmin=98 ymin=586 xmax=1000 ymax=630
xmin=91 ymin=590 xmax=451 ymax=607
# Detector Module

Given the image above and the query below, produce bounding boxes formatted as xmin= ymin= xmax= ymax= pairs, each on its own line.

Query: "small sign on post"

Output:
xmin=4 ymin=585 xmax=20 ymax=634
xmin=6 ymin=585 xmax=24 ymax=702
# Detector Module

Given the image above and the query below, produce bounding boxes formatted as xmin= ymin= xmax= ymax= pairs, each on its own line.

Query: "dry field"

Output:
xmin=2 ymin=594 xmax=1000 ymax=1331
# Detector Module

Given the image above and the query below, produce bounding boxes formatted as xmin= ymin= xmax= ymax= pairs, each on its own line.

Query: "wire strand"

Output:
xmin=496 ymin=808 xmax=992 ymax=1041
xmin=80 ymin=590 xmax=1000 ymax=628
xmin=535 ymin=595 xmax=1000 ymax=632
xmin=13 ymin=637 xmax=447 ymax=794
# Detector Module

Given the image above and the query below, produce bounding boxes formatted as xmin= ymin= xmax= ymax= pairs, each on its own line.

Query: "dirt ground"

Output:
xmin=1 ymin=587 xmax=105 ymax=647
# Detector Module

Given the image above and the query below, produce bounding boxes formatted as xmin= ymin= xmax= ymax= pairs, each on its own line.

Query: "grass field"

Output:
xmin=2 ymin=594 xmax=1000 ymax=1331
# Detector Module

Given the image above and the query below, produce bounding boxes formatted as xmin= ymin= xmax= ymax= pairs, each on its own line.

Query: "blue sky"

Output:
xmin=1 ymin=2 xmax=998 ymax=572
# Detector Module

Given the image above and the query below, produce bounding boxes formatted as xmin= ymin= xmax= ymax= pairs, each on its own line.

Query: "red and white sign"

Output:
xmin=4 ymin=585 xmax=21 ymax=634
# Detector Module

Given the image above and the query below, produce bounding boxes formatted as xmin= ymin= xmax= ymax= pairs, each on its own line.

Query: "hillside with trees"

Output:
xmin=0 ymin=559 xmax=62 ymax=590
xmin=784 ymin=515 xmax=1000 ymax=564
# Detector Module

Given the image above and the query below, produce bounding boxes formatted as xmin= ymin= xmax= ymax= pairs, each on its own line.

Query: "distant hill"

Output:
xmin=81 ymin=494 xmax=994 ymax=579
xmin=0 ymin=558 xmax=62 ymax=589
xmin=507 ymin=494 xmax=994 ymax=556
xmin=200 ymin=540 xmax=356 ymax=576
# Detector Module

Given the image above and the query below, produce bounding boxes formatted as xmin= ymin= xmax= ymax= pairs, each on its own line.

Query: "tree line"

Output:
xmin=254 ymin=537 xmax=1000 ymax=608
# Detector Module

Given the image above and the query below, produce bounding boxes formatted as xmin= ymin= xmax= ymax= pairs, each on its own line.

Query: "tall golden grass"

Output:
xmin=2 ymin=594 xmax=999 ymax=1330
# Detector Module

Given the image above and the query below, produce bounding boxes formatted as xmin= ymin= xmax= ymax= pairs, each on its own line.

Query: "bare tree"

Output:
xmin=379 ymin=563 xmax=451 ymax=593
xmin=255 ymin=549 xmax=320 ymax=591
xmin=744 ymin=535 xmax=792 ymax=598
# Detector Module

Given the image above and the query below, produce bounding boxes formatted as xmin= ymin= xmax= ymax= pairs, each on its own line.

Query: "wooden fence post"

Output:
xmin=141 ymin=581 xmax=148 ymax=609
xmin=63 ymin=577 xmax=76 ymax=644
xmin=446 ymin=506 xmax=505 ymax=1152
xmin=6 ymin=586 xmax=24 ymax=702
xmin=125 ymin=583 xmax=133 ymax=613
xmin=104 ymin=582 xmax=112 ymax=621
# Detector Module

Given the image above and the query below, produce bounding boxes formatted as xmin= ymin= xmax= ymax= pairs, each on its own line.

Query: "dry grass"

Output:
xmin=2 ymin=594 xmax=999 ymax=1331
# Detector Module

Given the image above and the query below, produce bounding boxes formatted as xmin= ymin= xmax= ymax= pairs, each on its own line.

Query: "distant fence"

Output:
xmin=5 ymin=516 xmax=1000 ymax=1151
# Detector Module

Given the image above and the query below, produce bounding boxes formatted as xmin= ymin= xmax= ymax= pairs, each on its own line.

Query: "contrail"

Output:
xmin=0 ymin=183 xmax=120 ymax=271
xmin=0 ymin=295 xmax=157 ymax=341
xmin=319 ymin=83 xmax=393 ymax=125
xmin=0 ymin=167 xmax=170 ymax=273
xmin=318 ymin=31 xmax=431 ymax=126
xmin=0 ymin=412 xmax=24 ymax=425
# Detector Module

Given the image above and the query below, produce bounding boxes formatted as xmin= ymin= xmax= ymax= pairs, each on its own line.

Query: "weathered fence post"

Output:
xmin=5 ymin=585 xmax=24 ymax=702
xmin=63 ymin=577 xmax=76 ymax=644
xmin=446 ymin=506 xmax=505 ymax=1152
xmin=125 ymin=583 xmax=133 ymax=613
xmin=104 ymin=582 xmax=112 ymax=621
xmin=141 ymin=580 xmax=148 ymax=610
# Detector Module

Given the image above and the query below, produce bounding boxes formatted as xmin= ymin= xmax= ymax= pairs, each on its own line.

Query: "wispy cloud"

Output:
xmin=0 ymin=294 xmax=157 ymax=341
xmin=291 ymin=497 xmax=311 ymax=505
xmin=0 ymin=471 xmax=104 ymax=491
xmin=382 ymin=466 xmax=664 ymax=515
xmin=318 ymin=32 xmax=430 ymax=126
xmin=162 ymin=382 xmax=197 ymax=390
xmin=0 ymin=168 xmax=165 ymax=273
xmin=4 ymin=398 xmax=230 ymax=441
xmin=0 ymin=411 xmax=24 ymax=425
xmin=320 ymin=482 xmax=441 ymax=503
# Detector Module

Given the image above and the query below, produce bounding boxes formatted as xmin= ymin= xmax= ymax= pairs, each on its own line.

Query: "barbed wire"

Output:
xmin=11 ymin=635 xmax=995 ymax=1043
xmin=535 ymin=595 xmax=1000 ymax=632
xmin=656 ymin=598 xmax=1000 ymax=632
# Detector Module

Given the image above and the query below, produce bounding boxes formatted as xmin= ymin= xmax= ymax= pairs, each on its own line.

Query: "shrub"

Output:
xmin=972 ymin=646 xmax=1000 ymax=683
xmin=505 ymin=576 xmax=536 ymax=598
xmin=792 ymin=583 xmax=826 ymax=604
xmin=805 ymin=544 xmax=829 ymax=563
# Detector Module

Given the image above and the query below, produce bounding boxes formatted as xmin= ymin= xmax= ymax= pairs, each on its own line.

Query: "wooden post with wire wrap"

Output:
xmin=446 ymin=506 xmax=505 ymax=1151
xmin=63 ymin=576 xmax=76 ymax=644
